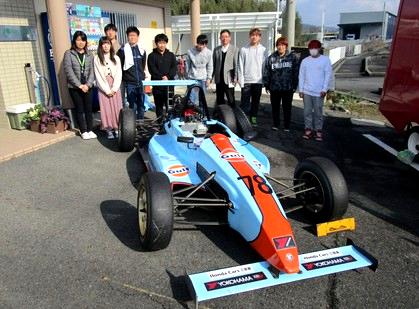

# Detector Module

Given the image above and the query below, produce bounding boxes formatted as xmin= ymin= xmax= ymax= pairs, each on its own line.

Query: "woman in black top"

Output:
xmin=64 ymin=31 xmax=96 ymax=140
xmin=263 ymin=37 xmax=299 ymax=132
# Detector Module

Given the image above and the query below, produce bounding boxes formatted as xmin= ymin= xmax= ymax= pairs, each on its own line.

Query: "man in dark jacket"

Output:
xmin=117 ymin=26 xmax=147 ymax=119
xmin=147 ymin=33 xmax=177 ymax=119
xmin=263 ymin=37 xmax=299 ymax=131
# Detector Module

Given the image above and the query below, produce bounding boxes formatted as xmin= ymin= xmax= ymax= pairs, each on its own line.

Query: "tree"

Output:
xmin=171 ymin=0 xmax=277 ymax=15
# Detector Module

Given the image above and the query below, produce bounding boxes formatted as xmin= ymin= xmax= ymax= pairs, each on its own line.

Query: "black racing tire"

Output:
xmin=294 ymin=156 xmax=348 ymax=223
xmin=118 ymin=108 xmax=136 ymax=152
xmin=233 ymin=106 xmax=257 ymax=140
xmin=233 ymin=106 xmax=253 ymax=134
xmin=137 ymin=172 xmax=173 ymax=251
xmin=214 ymin=104 xmax=238 ymax=134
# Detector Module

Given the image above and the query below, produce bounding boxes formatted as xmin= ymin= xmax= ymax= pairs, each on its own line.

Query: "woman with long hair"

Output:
xmin=94 ymin=36 xmax=123 ymax=139
xmin=64 ymin=31 xmax=96 ymax=140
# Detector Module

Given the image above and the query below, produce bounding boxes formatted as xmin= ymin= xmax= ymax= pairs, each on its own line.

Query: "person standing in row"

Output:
xmin=212 ymin=29 xmax=238 ymax=106
xmin=186 ymin=34 xmax=213 ymax=104
xmin=298 ymin=39 xmax=332 ymax=141
xmin=147 ymin=33 xmax=177 ymax=119
xmin=263 ymin=37 xmax=299 ymax=132
xmin=104 ymin=23 xmax=120 ymax=52
xmin=94 ymin=36 xmax=123 ymax=139
xmin=238 ymin=28 xmax=268 ymax=126
xmin=117 ymin=26 xmax=146 ymax=119
xmin=64 ymin=31 xmax=96 ymax=140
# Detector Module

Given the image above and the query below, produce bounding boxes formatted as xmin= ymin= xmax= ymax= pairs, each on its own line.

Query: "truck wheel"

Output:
xmin=214 ymin=104 xmax=238 ymax=134
xmin=137 ymin=172 xmax=173 ymax=251
xmin=406 ymin=125 xmax=419 ymax=155
xmin=233 ymin=106 xmax=257 ymax=141
xmin=294 ymin=157 xmax=348 ymax=223
xmin=118 ymin=108 xmax=136 ymax=152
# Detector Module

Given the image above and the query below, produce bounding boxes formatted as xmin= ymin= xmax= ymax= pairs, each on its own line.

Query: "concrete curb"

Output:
xmin=351 ymin=118 xmax=387 ymax=127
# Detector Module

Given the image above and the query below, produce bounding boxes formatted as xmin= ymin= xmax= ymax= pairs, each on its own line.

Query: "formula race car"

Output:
xmin=118 ymin=81 xmax=377 ymax=306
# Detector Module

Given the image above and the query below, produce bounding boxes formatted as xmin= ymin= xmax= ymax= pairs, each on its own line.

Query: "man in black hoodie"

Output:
xmin=263 ymin=37 xmax=299 ymax=132
xmin=147 ymin=33 xmax=177 ymax=119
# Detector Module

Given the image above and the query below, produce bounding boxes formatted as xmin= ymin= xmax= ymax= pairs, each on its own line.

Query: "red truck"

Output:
xmin=379 ymin=0 xmax=419 ymax=153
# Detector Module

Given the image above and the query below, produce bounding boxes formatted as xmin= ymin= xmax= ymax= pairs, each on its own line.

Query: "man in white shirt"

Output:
xmin=298 ymin=40 xmax=332 ymax=141
xmin=237 ymin=28 xmax=268 ymax=126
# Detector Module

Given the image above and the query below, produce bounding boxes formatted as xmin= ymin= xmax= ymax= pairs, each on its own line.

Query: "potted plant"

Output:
xmin=23 ymin=104 xmax=46 ymax=132
xmin=40 ymin=106 xmax=70 ymax=134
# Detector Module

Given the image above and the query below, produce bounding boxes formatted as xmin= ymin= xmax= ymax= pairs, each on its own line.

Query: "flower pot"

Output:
xmin=30 ymin=120 xmax=40 ymax=132
xmin=47 ymin=120 xmax=68 ymax=134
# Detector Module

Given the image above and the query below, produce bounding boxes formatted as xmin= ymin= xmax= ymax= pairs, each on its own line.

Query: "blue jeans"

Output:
xmin=189 ymin=80 xmax=207 ymax=105
xmin=303 ymin=94 xmax=324 ymax=130
xmin=126 ymin=83 xmax=144 ymax=119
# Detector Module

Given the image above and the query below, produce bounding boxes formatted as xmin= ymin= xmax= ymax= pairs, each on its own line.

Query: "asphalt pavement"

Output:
xmin=0 ymin=96 xmax=418 ymax=308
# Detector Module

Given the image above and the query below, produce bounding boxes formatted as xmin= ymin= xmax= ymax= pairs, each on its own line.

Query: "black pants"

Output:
xmin=153 ymin=86 xmax=174 ymax=119
xmin=240 ymin=83 xmax=262 ymax=117
xmin=153 ymin=90 xmax=167 ymax=119
xmin=216 ymin=83 xmax=235 ymax=106
xmin=69 ymin=88 xmax=93 ymax=133
xmin=270 ymin=90 xmax=294 ymax=129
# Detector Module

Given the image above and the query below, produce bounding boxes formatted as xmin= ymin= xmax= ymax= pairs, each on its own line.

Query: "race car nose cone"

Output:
xmin=268 ymin=249 xmax=300 ymax=274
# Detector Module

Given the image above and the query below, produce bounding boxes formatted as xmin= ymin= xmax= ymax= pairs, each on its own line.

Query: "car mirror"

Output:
xmin=177 ymin=136 xmax=194 ymax=143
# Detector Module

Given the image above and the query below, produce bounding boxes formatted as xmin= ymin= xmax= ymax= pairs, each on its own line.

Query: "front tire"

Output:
xmin=118 ymin=108 xmax=136 ymax=152
xmin=294 ymin=157 xmax=348 ymax=223
xmin=137 ymin=172 xmax=173 ymax=250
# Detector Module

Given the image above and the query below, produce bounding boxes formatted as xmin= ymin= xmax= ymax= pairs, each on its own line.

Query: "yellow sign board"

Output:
xmin=151 ymin=21 xmax=158 ymax=29
xmin=316 ymin=217 xmax=356 ymax=237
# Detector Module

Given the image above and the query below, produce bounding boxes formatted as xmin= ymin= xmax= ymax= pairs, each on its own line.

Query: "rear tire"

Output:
xmin=294 ymin=157 xmax=348 ymax=223
xmin=137 ymin=172 xmax=173 ymax=250
xmin=214 ymin=104 xmax=238 ymax=134
xmin=118 ymin=108 xmax=136 ymax=152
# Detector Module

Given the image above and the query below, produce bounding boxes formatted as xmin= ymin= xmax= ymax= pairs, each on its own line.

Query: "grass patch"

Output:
xmin=325 ymin=91 xmax=387 ymax=122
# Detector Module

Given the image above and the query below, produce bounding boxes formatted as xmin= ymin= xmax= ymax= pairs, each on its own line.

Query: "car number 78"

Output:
xmin=237 ymin=175 xmax=273 ymax=196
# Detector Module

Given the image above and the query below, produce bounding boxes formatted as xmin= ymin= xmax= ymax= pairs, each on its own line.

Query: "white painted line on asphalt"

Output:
xmin=363 ymin=134 xmax=419 ymax=171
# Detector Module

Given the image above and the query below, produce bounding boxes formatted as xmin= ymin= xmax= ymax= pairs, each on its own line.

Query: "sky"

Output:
xmin=295 ymin=0 xmax=401 ymax=27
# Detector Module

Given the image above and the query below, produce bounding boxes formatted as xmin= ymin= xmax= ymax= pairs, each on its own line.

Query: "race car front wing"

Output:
xmin=186 ymin=239 xmax=377 ymax=307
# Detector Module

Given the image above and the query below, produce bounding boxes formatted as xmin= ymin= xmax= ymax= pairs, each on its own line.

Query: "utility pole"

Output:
xmin=382 ymin=1 xmax=387 ymax=40
xmin=190 ymin=0 xmax=200 ymax=45
xmin=286 ymin=0 xmax=296 ymax=49
xmin=320 ymin=9 xmax=325 ymax=43
xmin=274 ymin=0 xmax=281 ymax=48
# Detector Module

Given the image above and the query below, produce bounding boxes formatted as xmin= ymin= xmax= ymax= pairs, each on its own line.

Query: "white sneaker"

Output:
xmin=114 ymin=130 xmax=119 ymax=138
xmin=88 ymin=131 xmax=97 ymax=139
xmin=81 ymin=132 xmax=90 ymax=140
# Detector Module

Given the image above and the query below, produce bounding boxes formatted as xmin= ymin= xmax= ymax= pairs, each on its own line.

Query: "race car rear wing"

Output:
xmin=186 ymin=239 xmax=377 ymax=308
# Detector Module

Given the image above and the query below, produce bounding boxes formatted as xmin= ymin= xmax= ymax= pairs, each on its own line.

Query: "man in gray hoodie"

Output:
xmin=187 ymin=34 xmax=213 ymax=103
xmin=237 ymin=28 xmax=268 ymax=126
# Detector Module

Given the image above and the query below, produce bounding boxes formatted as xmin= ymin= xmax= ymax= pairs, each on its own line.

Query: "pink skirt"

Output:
xmin=98 ymin=75 xmax=123 ymax=130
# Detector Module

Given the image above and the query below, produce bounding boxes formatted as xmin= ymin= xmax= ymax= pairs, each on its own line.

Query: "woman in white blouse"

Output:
xmin=94 ymin=36 xmax=123 ymax=139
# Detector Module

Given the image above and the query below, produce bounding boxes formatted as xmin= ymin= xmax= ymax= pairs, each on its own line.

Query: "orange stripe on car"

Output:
xmin=211 ymin=134 xmax=300 ymax=273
